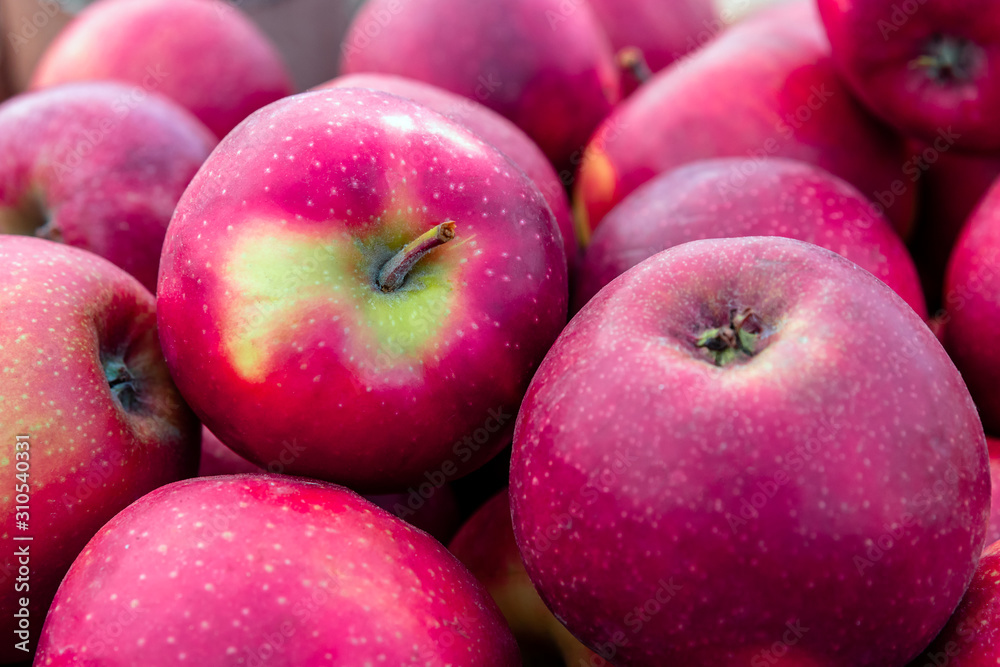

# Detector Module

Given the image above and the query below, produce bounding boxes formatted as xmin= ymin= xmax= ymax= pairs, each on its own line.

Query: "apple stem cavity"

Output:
xmin=104 ymin=358 xmax=140 ymax=412
xmin=694 ymin=307 xmax=763 ymax=366
xmin=0 ymin=193 xmax=50 ymax=238
xmin=909 ymin=35 xmax=983 ymax=84
xmin=377 ymin=221 xmax=457 ymax=293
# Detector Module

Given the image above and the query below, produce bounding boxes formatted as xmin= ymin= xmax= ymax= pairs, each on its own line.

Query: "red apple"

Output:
xmin=575 ymin=157 xmax=927 ymax=317
xmin=944 ymin=178 xmax=1000 ymax=433
xmin=0 ymin=82 xmax=216 ymax=293
xmin=157 ymin=87 xmax=568 ymax=493
xmin=317 ymin=73 xmax=578 ymax=269
xmin=34 ymin=475 xmax=520 ymax=665
xmin=817 ymin=0 xmax=1000 ymax=152
xmin=907 ymin=539 xmax=1000 ymax=666
xmin=450 ymin=489 xmax=597 ymax=665
xmin=31 ymin=0 xmax=294 ymax=138
xmin=0 ymin=235 xmax=200 ymax=662
xmin=573 ymin=1 xmax=915 ymax=241
xmin=511 ymin=236 xmax=988 ymax=666
xmin=340 ymin=0 xmax=620 ymax=170
xmin=587 ymin=0 xmax=721 ymax=73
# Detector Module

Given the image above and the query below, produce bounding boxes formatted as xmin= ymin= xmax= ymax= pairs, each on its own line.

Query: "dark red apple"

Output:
xmin=986 ymin=438 xmax=1000 ymax=547
xmin=35 ymin=475 xmax=520 ymax=665
xmin=573 ymin=1 xmax=915 ymax=240
xmin=575 ymin=157 xmax=927 ymax=317
xmin=318 ymin=73 xmax=578 ymax=268
xmin=340 ymin=0 xmax=620 ymax=170
xmin=0 ymin=82 xmax=216 ymax=293
xmin=157 ymin=88 xmax=567 ymax=492
xmin=31 ymin=0 xmax=294 ymax=138
xmin=587 ymin=0 xmax=721 ymax=73
xmin=818 ymin=0 xmax=1000 ymax=152
xmin=450 ymin=489 xmax=597 ymax=666
xmin=0 ymin=236 xmax=199 ymax=662
xmin=944 ymin=178 xmax=1000 ymax=433
xmin=512 ymin=236 xmax=988 ymax=665
xmin=907 ymin=538 xmax=1000 ymax=666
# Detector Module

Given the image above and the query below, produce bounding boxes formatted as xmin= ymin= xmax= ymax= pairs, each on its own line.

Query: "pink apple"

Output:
xmin=35 ymin=475 xmax=520 ymax=665
xmin=573 ymin=1 xmax=915 ymax=240
xmin=156 ymin=87 xmax=568 ymax=493
xmin=31 ymin=0 xmax=294 ymax=138
xmin=0 ymin=235 xmax=199 ymax=662
xmin=340 ymin=0 xmax=620 ymax=170
xmin=587 ymin=0 xmax=721 ymax=73
xmin=907 ymin=538 xmax=1000 ymax=665
xmin=944 ymin=178 xmax=1000 ymax=433
xmin=0 ymin=82 xmax=216 ymax=293
xmin=317 ymin=73 xmax=578 ymax=268
xmin=450 ymin=489 xmax=597 ymax=665
xmin=511 ymin=236 xmax=988 ymax=665
xmin=818 ymin=0 xmax=1000 ymax=152
xmin=575 ymin=157 xmax=927 ymax=317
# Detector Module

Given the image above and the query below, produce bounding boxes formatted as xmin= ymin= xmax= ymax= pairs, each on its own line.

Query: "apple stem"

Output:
xmin=377 ymin=222 xmax=456 ymax=293
xmin=694 ymin=307 xmax=763 ymax=366
xmin=617 ymin=47 xmax=652 ymax=95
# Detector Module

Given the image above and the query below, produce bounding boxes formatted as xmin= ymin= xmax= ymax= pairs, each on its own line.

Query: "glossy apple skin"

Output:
xmin=0 ymin=82 xmax=216 ymax=293
xmin=818 ymin=0 xmax=1000 ymax=153
xmin=511 ymin=237 xmax=988 ymax=666
xmin=318 ymin=73 xmax=578 ymax=268
xmin=587 ymin=0 xmax=721 ymax=73
xmin=944 ymin=179 xmax=1000 ymax=433
xmin=340 ymin=0 xmax=620 ymax=171
xmin=34 ymin=475 xmax=520 ymax=666
xmin=157 ymin=88 xmax=567 ymax=493
xmin=450 ymin=489 xmax=597 ymax=666
xmin=574 ymin=1 xmax=915 ymax=239
xmin=31 ymin=0 xmax=294 ymax=138
xmin=0 ymin=236 xmax=200 ymax=663
xmin=907 ymin=539 xmax=1000 ymax=666
xmin=575 ymin=157 xmax=926 ymax=316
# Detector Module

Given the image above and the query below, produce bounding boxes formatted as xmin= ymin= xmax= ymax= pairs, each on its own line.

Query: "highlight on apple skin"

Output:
xmin=156 ymin=87 xmax=568 ymax=494
xmin=34 ymin=475 xmax=521 ymax=666
xmin=0 ymin=82 xmax=217 ymax=293
xmin=317 ymin=73 xmax=579 ymax=270
xmin=30 ymin=0 xmax=294 ymax=139
xmin=0 ymin=235 xmax=200 ymax=661
xmin=575 ymin=157 xmax=927 ymax=317
xmin=511 ymin=236 xmax=989 ymax=666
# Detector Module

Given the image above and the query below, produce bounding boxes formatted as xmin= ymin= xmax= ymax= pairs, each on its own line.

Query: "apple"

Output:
xmin=340 ymin=0 xmax=620 ymax=171
xmin=34 ymin=475 xmax=520 ymax=665
xmin=907 ymin=538 xmax=1000 ymax=666
xmin=156 ymin=87 xmax=568 ymax=493
xmin=317 ymin=73 xmax=578 ymax=268
xmin=587 ymin=0 xmax=721 ymax=73
xmin=511 ymin=236 xmax=988 ymax=666
xmin=0 ymin=82 xmax=216 ymax=293
xmin=0 ymin=235 xmax=200 ymax=662
xmin=986 ymin=438 xmax=1000 ymax=547
xmin=575 ymin=157 xmax=927 ymax=317
xmin=573 ymin=1 xmax=915 ymax=241
xmin=817 ymin=0 xmax=1000 ymax=152
xmin=944 ymin=179 xmax=1000 ymax=433
xmin=31 ymin=0 xmax=294 ymax=138
xmin=450 ymin=489 xmax=597 ymax=665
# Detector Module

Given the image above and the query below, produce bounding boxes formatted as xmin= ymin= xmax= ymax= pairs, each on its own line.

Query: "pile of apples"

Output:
xmin=2 ymin=0 xmax=1000 ymax=664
